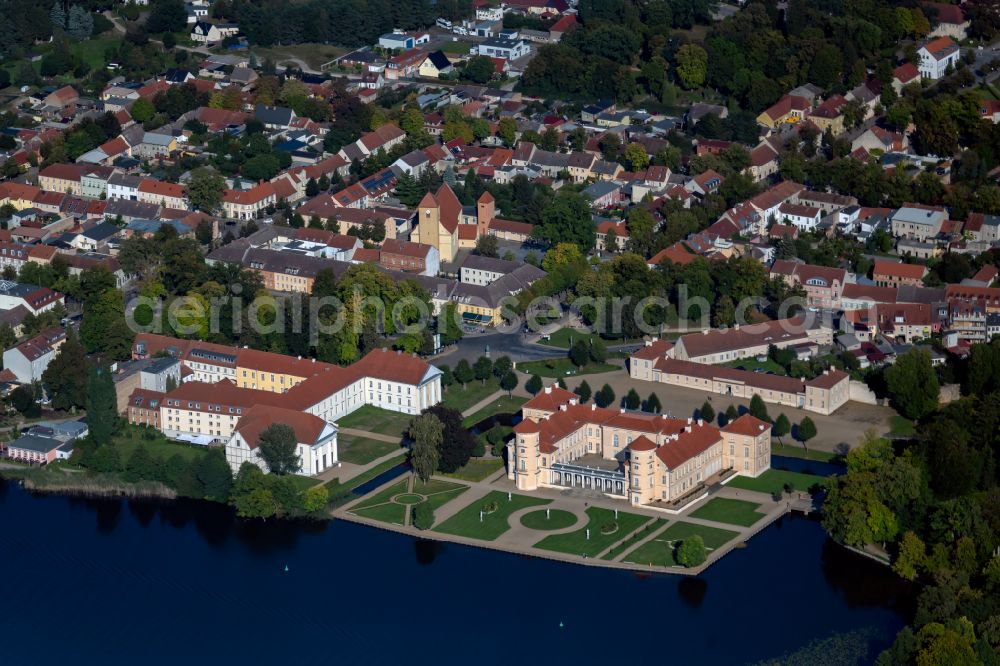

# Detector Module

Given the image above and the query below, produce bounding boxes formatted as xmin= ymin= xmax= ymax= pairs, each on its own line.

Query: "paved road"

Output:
xmin=435 ymin=331 xmax=566 ymax=366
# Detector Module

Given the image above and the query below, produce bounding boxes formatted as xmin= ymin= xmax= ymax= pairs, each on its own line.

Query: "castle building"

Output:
xmin=509 ymin=386 xmax=771 ymax=508
xmin=411 ymin=185 xmax=497 ymax=262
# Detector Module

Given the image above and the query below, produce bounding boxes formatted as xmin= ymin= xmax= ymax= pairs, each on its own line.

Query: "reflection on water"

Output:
xmin=0 ymin=480 xmax=913 ymax=665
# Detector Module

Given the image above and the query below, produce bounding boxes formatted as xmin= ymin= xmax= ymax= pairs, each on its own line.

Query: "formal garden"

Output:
xmin=689 ymin=497 xmax=766 ymax=527
xmin=533 ymin=507 xmax=651 ymax=558
xmin=621 ymin=521 xmax=740 ymax=568
xmin=434 ymin=491 xmax=550 ymax=541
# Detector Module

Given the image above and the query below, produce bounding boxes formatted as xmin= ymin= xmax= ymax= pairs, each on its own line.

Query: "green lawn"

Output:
xmin=439 ymin=41 xmax=472 ymax=54
xmin=622 ymin=521 xmax=739 ymax=567
xmin=338 ymin=435 xmax=402 ymax=465
xmin=726 ymin=469 xmax=829 ymax=495
xmin=442 ymin=378 xmax=500 ymax=413
xmin=537 ymin=328 xmax=640 ymax=350
xmin=337 ymin=406 xmax=412 ymax=437
xmin=351 ymin=478 xmax=409 ymax=511
xmin=533 ymin=507 xmax=651 ymax=558
xmin=353 ymin=501 xmax=407 ymax=525
xmin=462 ymin=395 xmax=528 ymax=427
xmin=441 ymin=458 xmax=504 ymax=482
xmin=254 ymin=43 xmax=349 ymax=70
xmin=517 ymin=357 xmax=621 ymax=378
xmin=73 ymin=37 xmax=119 ymax=70
xmin=601 ymin=519 xmax=668 ymax=560
xmin=414 ymin=479 xmax=469 ymax=515
xmin=690 ymin=497 xmax=765 ymax=527
xmin=435 ymin=491 xmax=550 ymax=541
xmin=325 ymin=453 xmax=408 ymax=506
xmin=771 ymin=442 xmax=841 ymax=462
xmin=723 ymin=358 xmax=787 ymax=375
xmin=520 ymin=509 xmax=578 ymax=530
xmin=113 ymin=429 xmax=209 ymax=464
xmin=889 ymin=415 xmax=916 ymax=437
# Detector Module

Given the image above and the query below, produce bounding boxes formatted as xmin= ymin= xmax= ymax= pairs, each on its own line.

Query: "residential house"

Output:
xmin=890 ymin=205 xmax=947 ymax=241
xmin=138 ymin=179 xmax=188 ymax=209
xmin=777 ymin=203 xmax=822 ymax=231
xmin=222 ymin=182 xmax=277 ymax=220
xmin=872 ymin=260 xmax=927 ymax=288
xmin=917 ymin=36 xmax=960 ymax=80
xmin=191 ymin=21 xmax=239 ymax=44
xmin=756 ymin=95 xmax=810 ymax=129
xmin=770 ymin=260 xmax=847 ymax=310
xmin=2 ymin=327 xmax=66 ymax=383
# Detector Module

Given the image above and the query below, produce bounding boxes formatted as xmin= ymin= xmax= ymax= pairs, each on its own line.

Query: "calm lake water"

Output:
xmin=0 ymin=479 xmax=913 ymax=665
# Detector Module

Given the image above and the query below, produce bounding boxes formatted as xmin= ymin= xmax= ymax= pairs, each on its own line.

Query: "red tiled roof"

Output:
xmin=234 ymin=405 xmax=328 ymax=449
xmin=721 ymin=414 xmax=770 ymax=437
xmin=522 ymin=385 xmax=577 ymax=413
xmin=873 ymin=260 xmax=926 ymax=280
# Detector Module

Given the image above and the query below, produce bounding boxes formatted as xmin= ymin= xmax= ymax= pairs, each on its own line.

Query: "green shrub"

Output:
xmin=413 ymin=502 xmax=434 ymax=530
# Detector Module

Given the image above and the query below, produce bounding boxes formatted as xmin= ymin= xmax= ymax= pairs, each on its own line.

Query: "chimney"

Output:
xmin=687 ymin=417 xmax=692 ymax=424
xmin=591 ymin=403 xmax=596 ymax=411
xmin=544 ymin=385 xmax=551 ymax=394
xmin=620 ymin=408 xmax=625 ymax=414
xmin=297 ymin=355 xmax=301 ymax=360
xmin=684 ymin=425 xmax=692 ymax=433
xmin=702 ymin=329 xmax=709 ymax=335
xmin=397 ymin=349 xmax=402 ymax=355
xmin=559 ymin=404 xmax=567 ymax=411
xmin=697 ymin=419 xmax=703 ymax=427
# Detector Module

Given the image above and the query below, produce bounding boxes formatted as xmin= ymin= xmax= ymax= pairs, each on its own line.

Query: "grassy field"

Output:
xmin=537 ymin=328 xmax=640 ymax=350
xmin=690 ymin=498 xmax=765 ymax=527
xmin=349 ymin=477 xmax=468 ymax=527
xmin=533 ymin=507 xmax=651 ymax=557
xmin=435 ymin=491 xmax=550 ymax=541
xmin=441 ymin=458 xmax=504 ymax=482
xmin=439 ymin=41 xmax=472 ymax=54
xmin=520 ymin=509 xmax=578 ymax=530
xmin=462 ymin=395 xmax=527 ymax=427
xmin=74 ymin=37 xmax=119 ymax=70
xmin=442 ymin=378 xmax=500 ymax=413
xmin=353 ymin=501 xmax=407 ymax=524
xmin=338 ymin=435 xmax=402 ymax=465
xmin=114 ymin=429 xmax=210 ymax=464
xmin=889 ymin=415 xmax=916 ymax=437
xmin=723 ymin=358 xmax=787 ymax=375
xmin=517 ymin=357 xmax=621 ymax=378
xmin=254 ymin=43 xmax=349 ymax=70
xmin=771 ymin=442 xmax=841 ymax=462
xmin=601 ymin=519 xmax=668 ymax=560
xmin=622 ymin=521 xmax=740 ymax=567
xmin=726 ymin=469 xmax=829 ymax=495
xmin=337 ymin=406 xmax=412 ymax=437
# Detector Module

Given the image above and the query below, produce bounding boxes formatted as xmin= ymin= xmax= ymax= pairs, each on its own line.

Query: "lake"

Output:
xmin=0 ymin=479 xmax=913 ymax=665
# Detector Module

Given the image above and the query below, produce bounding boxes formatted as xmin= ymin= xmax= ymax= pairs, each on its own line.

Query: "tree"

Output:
xmin=10 ymin=384 xmax=40 ymax=417
xmin=131 ymin=97 xmax=155 ymax=123
xmin=595 ymin=384 xmax=615 ymax=408
xmin=893 ymin=531 xmax=926 ymax=581
xmin=124 ymin=444 xmax=157 ymax=482
xmin=475 ymin=234 xmax=499 ymax=258
xmin=302 ymin=484 xmax=329 ymax=512
xmin=624 ymin=388 xmax=640 ymax=410
xmin=86 ymin=366 xmax=118 ymax=445
xmin=413 ymin=502 xmax=434 ymax=529
xmin=725 ymin=404 xmax=738 ymax=423
xmin=574 ymin=380 xmax=592 ymax=403
xmin=885 ymin=348 xmax=940 ymax=420
xmin=773 ymin=413 xmax=790 ymax=443
xmin=526 ymin=374 xmax=543 ymax=395
xmin=463 ymin=55 xmax=496 ymax=84
xmin=622 ymin=143 xmax=649 ymax=171
xmin=454 ymin=359 xmax=475 ymax=389
xmin=535 ymin=192 xmax=595 ymax=251
xmin=500 ymin=371 xmax=518 ymax=397
xmin=676 ymin=535 xmax=707 ymax=567
xmin=197 ymin=449 xmax=233 ymax=501
xmin=748 ymin=394 xmax=770 ymax=422
xmin=424 ymin=406 xmax=476 ymax=473
xmin=589 ymin=338 xmax=607 ymax=363
xmin=646 ymin=392 xmax=662 ymax=414
xmin=80 ymin=288 xmax=134 ymax=360
xmin=235 ymin=487 xmax=277 ymax=519
xmin=699 ymin=401 xmax=715 ymax=424
xmin=492 ymin=356 xmax=513 ymax=378
xmin=185 ymin=167 xmax=225 ymax=212
xmin=147 ymin=0 xmax=188 ymax=33
xmin=796 ymin=416 xmax=817 ymax=445
xmin=473 ymin=356 xmax=493 ymax=385
xmin=569 ymin=339 xmax=589 ymax=368
xmin=674 ymin=44 xmax=707 ymax=89
xmin=90 ymin=444 xmax=121 ymax=473
xmin=66 ymin=4 xmax=93 ymax=41
xmin=257 ymin=424 xmax=301 ymax=475
xmin=542 ymin=242 xmax=585 ymax=272
xmin=409 ymin=413 xmax=443 ymax=482
xmin=497 ymin=117 xmax=517 ymax=146
xmin=42 ymin=328 xmax=89 ymax=411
